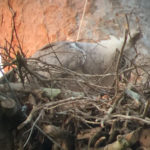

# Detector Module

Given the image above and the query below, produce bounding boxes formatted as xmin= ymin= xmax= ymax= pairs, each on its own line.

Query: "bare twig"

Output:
xmin=115 ymin=29 xmax=128 ymax=96
xmin=23 ymin=110 xmax=43 ymax=147
xmin=112 ymin=114 xmax=150 ymax=125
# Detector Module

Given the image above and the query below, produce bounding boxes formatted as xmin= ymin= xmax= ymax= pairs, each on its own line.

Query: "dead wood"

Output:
xmin=43 ymin=125 xmax=75 ymax=150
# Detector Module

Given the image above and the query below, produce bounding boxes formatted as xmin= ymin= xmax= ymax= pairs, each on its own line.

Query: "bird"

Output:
xmin=29 ymin=29 xmax=141 ymax=86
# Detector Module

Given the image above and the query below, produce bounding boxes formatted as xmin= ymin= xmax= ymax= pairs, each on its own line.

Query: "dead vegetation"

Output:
xmin=1 ymin=5 xmax=150 ymax=150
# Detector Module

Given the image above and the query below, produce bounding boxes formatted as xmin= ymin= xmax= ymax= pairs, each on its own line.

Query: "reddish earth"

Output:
xmin=0 ymin=0 xmax=84 ymax=57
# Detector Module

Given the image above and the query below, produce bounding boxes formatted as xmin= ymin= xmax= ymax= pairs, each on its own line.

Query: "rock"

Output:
xmin=0 ymin=0 xmax=150 ymax=86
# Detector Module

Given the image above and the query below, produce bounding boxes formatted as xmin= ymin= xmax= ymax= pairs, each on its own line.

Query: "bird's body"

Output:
xmin=29 ymin=30 xmax=141 ymax=85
